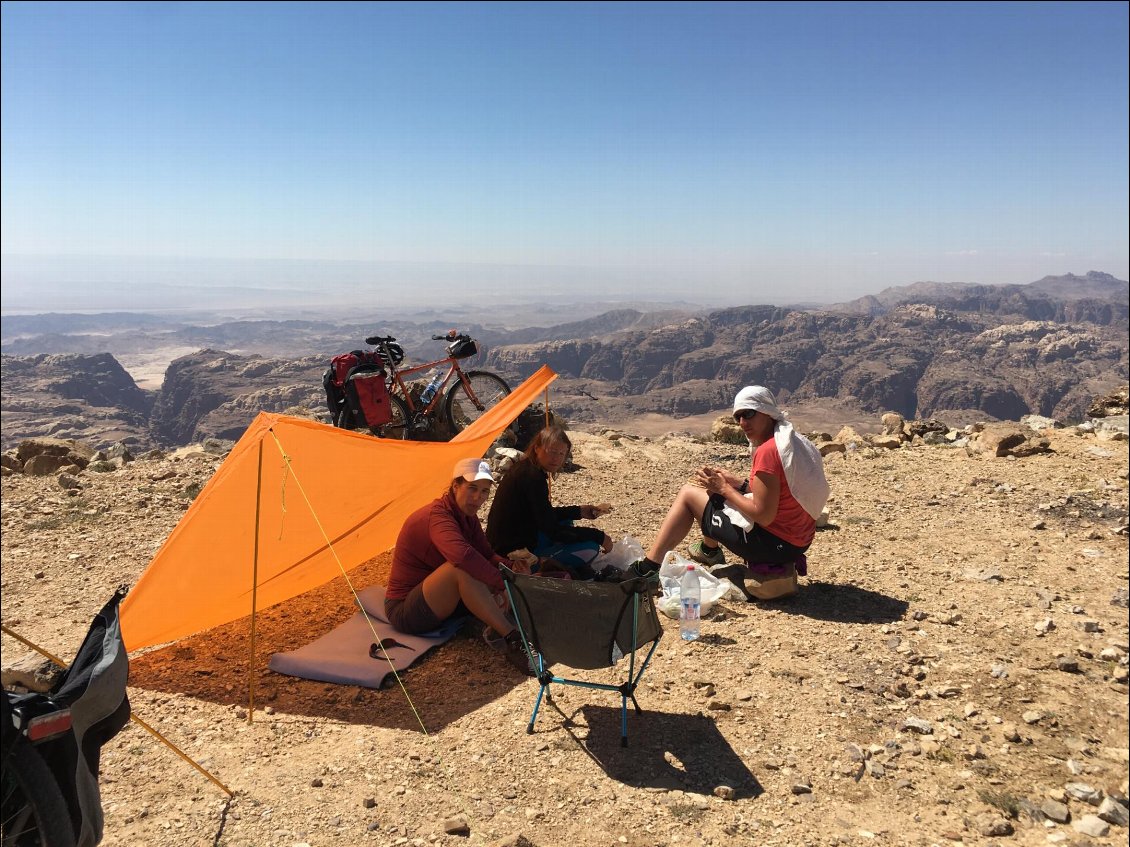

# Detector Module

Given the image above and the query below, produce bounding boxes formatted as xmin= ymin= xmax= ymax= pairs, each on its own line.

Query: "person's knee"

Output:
xmin=677 ymin=484 xmax=707 ymax=513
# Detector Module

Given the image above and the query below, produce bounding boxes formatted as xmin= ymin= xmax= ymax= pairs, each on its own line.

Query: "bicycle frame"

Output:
xmin=386 ymin=354 xmax=466 ymax=417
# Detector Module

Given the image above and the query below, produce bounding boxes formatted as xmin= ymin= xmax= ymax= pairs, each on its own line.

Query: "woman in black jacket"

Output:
xmin=486 ymin=425 xmax=613 ymax=579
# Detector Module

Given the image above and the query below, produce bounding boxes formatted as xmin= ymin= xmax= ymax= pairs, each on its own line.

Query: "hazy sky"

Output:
xmin=2 ymin=1 xmax=1128 ymax=312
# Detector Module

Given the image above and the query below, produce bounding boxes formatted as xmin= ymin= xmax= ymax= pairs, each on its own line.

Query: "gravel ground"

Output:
xmin=2 ymin=419 xmax=1128 ymax=847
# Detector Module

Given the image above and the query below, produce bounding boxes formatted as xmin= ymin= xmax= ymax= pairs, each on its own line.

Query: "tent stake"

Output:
xmin=248 ymin=439 xmax=264 ymax=724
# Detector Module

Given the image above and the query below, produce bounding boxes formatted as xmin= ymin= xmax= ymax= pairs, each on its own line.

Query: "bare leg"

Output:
xmin=421 ymin=562 xmax=514 ymax=636
xmin=646 ymin=484 xmax=711 ymax=563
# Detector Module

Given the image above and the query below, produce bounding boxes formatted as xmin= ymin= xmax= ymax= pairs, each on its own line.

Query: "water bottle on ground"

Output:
xmin=680 ymin=563 xmax=701 ymax=641
xmin=419 ymin=370 xmax=443 ymax=404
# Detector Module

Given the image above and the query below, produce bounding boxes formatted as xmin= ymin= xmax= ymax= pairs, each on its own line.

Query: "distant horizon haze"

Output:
xmin=2 ymin=252 xmax=1125 ymax=316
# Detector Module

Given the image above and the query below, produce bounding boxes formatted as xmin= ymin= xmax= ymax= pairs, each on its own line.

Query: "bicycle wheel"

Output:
xmin=443 ymin=371 xmax=512 ymax=432
xmin=1 ymin=735 xmax=77 ymax=847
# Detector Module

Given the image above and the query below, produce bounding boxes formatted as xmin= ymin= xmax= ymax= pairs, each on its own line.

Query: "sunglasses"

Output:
xmin=733 ymin=409 xmax=757 ymax=423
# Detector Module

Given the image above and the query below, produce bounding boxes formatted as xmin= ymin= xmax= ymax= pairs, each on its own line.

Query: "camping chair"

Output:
xmin=500 ymin=566 xmax=663 ymax=746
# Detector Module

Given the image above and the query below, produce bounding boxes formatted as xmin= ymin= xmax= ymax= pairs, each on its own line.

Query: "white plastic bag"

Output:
xmin=657 ymin=551 xmax=735 ymax=619
xmin=594 ymin=535 xmax=645 ymax=571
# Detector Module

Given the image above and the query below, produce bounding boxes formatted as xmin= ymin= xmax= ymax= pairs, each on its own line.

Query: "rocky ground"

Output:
xmin=2 ymin=412 xmax=1129 ymax=847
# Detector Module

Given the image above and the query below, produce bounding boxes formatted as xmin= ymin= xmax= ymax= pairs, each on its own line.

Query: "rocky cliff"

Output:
xmin=2 ymin=280 xmax=1127 ymax=450
xmin=487 ymin=303 xmax=1128 ymax=422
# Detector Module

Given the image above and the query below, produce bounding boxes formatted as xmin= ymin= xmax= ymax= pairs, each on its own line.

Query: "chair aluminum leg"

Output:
xmin=527 ymin=683 xmax=549 ymax=734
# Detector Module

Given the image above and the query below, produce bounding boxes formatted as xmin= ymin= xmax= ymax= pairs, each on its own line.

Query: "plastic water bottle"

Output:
xmin=419 ymin=370 xmax=443 ymax=404
xmin=680 ymin=564 xmax=701 ymax=641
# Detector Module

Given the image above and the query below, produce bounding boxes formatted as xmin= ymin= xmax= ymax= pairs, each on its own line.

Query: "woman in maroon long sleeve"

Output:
xmin=384 ymin=458 xmax=532 ymax=674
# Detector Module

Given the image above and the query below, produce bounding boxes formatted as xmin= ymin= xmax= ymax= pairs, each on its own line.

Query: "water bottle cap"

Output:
xmin=686 ymin=563 xmax=696 ymax=570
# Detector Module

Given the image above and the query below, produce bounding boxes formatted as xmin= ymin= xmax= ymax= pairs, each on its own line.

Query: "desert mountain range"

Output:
xmin=1 ymin=271 xmax=1126 ymax=452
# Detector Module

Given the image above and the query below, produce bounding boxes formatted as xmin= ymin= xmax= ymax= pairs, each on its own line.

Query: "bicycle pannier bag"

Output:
xmin=327 ymin=351 xmax=392 ymax=428
xmin=346 ymin=369 xmax=392 ymax=427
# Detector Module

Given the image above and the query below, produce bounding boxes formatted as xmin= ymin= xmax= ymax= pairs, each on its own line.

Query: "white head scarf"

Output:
xmin=733 ymin=386 xmax=830 ymax=520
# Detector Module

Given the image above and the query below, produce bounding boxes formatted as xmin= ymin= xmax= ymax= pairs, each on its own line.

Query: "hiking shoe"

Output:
xmin=596 ymin=564 xmax=626 ymax=583
xmin=689 ymin=539 xmax=726 ymax=566
xmin=482 ymin=624 xmax=507 ymax=650
xmin=501 ymin=631 xmax=537 ymax=676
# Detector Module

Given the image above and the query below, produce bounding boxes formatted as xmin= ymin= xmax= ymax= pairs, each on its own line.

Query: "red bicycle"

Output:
xmin=330 ymin=330 xmax=512 ymax=439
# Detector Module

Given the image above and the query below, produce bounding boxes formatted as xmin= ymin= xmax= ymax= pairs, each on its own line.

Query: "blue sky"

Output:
xmin=2 ymin=1 xmax=1127 ymax=312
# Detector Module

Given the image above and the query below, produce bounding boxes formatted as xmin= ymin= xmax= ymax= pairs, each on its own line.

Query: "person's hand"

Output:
xmin=580 ymin=504 xmax=598 ymax=520
xmin=720 ymin=469 xmax=745 ymax=489
xmin=601 ymin=533 xmax=615 ymax=554
xmin=697 ymin=467 xmax=726 ymax=495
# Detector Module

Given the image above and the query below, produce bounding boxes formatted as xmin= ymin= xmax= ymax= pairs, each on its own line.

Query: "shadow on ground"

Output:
xmin=764 ymin=580 xmax=908 ymax=624
xmin=530 ymin=702 xmax=762 ymax=799
xmin=127 ymin=555 xmax=523 ymax=731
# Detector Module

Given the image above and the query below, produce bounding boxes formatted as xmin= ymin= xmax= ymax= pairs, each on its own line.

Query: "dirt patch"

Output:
xmin=2 ymin=424 xmax=1127 ymax=847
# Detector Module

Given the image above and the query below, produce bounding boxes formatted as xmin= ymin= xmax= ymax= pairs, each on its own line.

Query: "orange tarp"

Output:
xmin=120 ymin=366 xmax=557 ymax=651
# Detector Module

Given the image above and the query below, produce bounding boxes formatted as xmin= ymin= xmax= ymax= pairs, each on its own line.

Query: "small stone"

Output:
xmin=1097 ymin=796 xmax=1129 ymax=826
xmin=1002 ymin=724 xmax=1022 ymax=742
xmin=1072 ymin=815 xmax=1110 ymax=837
xmin=1067 ymin=759 xmax=1086 ymax=775
xmin=1080 ymin=620 xmax=1102 ymax=633
xmin=310 ymin=778 xmax=323 ymax=788
xmin=713 ymin=785 xmax=736 ymax=800
xmin=791 ymin=783 xmax=813 ymax=795
xmin=990 ymin=663 xmax=1009 ymax=679
xmin=443 ymin=815 xmax=471 ymax=835
xmin=1041 ymin=799 xmax=1071 ymax=823
xmin=1056 ymin=657 xmax=1081 ymax=673
xmin=963 ymin=703 xmax=980 ymax=718
xmin=363 ymin=798 xmax=377 ymax=809
xmin=1065 ymin=782 xmax=1103 ymax=805
xmin=1022 ymin=710 xmax=1042 ymax=725
xmin=901 ymin=717 xmax=934 ymax=735
xmin=1035 ymin=619 xmax=1056 ymax=634
xmin=977 ymin=816 xmax=1014 ymax=837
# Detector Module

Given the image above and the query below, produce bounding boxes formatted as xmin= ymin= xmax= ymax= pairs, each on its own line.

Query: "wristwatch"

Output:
xmin=738 ymin=479 xmax=750 ymax=494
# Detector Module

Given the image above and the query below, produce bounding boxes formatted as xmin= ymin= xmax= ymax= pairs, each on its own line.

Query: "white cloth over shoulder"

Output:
xmin=733 ymin=386 xmax=830 ymax=521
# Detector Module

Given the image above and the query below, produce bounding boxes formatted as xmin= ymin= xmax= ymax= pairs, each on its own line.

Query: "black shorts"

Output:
xmin=384 ymin=583 xmax=445 ymax=634
xmin=702 ymin=494 xmax=808 ymax=565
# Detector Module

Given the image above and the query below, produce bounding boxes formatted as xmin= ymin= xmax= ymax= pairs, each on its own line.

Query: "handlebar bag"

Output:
xmin=447 ymin=337 xmax=478 ymax=359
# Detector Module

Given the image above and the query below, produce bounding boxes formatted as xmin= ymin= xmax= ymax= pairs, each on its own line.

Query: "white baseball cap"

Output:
xmin=453 ymin=458 xmax=494 ymax=483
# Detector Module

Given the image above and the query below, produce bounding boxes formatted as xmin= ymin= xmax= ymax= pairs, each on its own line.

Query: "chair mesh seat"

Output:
xmin=501 ymin=567 xmax=663 ymax=745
